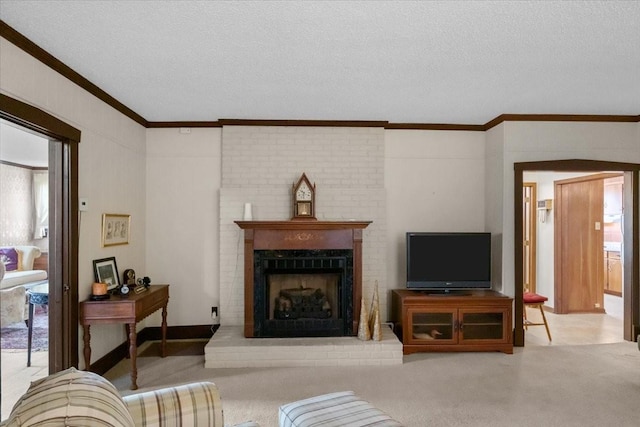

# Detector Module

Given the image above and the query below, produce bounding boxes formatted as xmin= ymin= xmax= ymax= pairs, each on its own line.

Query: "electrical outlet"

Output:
xmin=211 ymin=307 xmax=218 ymax=318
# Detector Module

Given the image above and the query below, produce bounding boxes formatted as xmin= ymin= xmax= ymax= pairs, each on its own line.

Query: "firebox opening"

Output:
xmin=268 ymin=273 xmax=340 ymax=321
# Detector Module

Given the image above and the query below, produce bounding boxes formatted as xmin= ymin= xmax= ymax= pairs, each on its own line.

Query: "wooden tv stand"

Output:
xmin=391 ymin=289 xmax=513 ymax=354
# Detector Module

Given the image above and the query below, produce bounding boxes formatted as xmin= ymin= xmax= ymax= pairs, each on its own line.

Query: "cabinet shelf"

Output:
xmin=391 ymin=289 xmax=513 ymax=354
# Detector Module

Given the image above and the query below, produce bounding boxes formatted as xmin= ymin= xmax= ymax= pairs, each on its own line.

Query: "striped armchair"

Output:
xmin=1 ymin=368 xmax=260 ymax=427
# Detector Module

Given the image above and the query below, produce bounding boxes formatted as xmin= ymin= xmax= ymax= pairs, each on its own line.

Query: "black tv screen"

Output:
xmin=406 ymin=232 xmax=492 ymax=290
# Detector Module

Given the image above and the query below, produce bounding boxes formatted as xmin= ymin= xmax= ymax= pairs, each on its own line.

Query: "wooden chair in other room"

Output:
xmin=523 ymin=291 xmax=552 ymax=341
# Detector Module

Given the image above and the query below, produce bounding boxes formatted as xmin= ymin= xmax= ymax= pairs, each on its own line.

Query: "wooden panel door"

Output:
xmin=555 ymin=178 xmax=604 ymax=313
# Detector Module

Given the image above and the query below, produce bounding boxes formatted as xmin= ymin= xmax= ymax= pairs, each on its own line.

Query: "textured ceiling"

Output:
xmin=0 ymin=0 xmax=639 ymax=124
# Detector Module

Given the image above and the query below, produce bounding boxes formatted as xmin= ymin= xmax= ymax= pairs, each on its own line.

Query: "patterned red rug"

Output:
xmin=1 ymin=307 xmax=48 ymax=351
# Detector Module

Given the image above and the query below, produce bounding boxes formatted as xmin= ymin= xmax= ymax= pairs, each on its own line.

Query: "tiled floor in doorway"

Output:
xmin=524 ymin=293 xmax=624 ymax=346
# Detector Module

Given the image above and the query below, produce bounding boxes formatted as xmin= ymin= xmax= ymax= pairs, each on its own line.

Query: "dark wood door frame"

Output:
xmin=514 ymin=159 xmax=639 ymax=346
xmin=0 ymin=93 xmax=80 ymax=371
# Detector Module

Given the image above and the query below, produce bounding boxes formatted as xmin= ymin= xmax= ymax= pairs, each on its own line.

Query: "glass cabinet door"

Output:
xmin=459 ymin=309 xmax=506 ymax=342
xmin=408 ymin=309 xmax=456 ymax=344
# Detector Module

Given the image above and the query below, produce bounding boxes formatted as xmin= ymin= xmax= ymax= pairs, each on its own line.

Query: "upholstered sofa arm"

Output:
xmin=123 ymin=381 xmax=260 ymax=427
xmin=123 ymin=382 xmax=222 ymax=426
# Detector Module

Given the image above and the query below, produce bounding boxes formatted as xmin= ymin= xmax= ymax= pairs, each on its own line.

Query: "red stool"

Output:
xmin=523 ymin=292 xmax=552 ymax=341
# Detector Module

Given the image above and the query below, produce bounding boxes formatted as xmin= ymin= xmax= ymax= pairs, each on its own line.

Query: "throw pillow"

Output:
xmin=16 ymin=248 xmax=24 ymax=271
xmin=0 ymin=248 xmax=19 ymax=271
xmin=14 ymin=248 xmax=24 ymax=271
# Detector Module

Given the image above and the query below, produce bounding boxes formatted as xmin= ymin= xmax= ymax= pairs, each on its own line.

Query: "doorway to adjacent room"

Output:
xmin=514 ymin=160 xmax=639 ymax=347
xmin=1 ymin=94 xmax=80 ymax=419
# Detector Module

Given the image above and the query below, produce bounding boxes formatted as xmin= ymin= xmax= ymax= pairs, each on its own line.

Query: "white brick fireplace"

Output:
xmin=218 ymin=125 xmax=388 ymax=327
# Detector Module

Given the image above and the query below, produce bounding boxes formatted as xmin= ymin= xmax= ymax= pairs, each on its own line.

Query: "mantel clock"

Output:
xmin=292 ymin=173 xmax=316 ymax=220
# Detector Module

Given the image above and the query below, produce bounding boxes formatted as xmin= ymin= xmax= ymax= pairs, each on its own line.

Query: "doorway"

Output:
xmin=0 ymin=120 xmax=51 ymax=415
xmin=523 ymin=172 xmax=629 ymax=346
xmin=0 ymin=94 xmax=80 ymax=415
xmin=514 ymin=160 xmax=640 ymax=347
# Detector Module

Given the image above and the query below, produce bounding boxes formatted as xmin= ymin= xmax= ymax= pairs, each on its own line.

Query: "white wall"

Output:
xmin=145 ymin=128 xmax=222 ymax=325
xmin=485 ymin=124 xmax=506 ymax=292
xmin=385 ymin=129 xmax=487 ymax=293
xmin=1 ymin=37 xmax=147 ymax=365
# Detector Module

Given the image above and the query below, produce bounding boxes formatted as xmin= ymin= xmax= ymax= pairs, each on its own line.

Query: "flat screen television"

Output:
xmin=406 ymin=232 xmax=492 ymax=291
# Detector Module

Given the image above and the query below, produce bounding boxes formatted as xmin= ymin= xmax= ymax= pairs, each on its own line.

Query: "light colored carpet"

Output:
xmin=105 ymin=341 xmax=640 ymax=427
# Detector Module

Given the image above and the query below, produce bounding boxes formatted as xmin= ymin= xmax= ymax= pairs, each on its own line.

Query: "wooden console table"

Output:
xmin=79 ymin=284 xmax=169 ymax=389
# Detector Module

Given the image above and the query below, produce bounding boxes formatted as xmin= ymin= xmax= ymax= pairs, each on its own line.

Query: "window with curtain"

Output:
xmin=32 ymin=170 xmax=48 ymax=239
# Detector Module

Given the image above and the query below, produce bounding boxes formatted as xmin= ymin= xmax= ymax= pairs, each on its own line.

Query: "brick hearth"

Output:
xmin=204 ymin=325 xmax=403 ymax=368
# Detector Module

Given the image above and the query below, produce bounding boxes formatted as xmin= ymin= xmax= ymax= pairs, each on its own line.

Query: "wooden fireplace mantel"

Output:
xmin=235 ymin=220 xmax=372 ymax=230
xmin=235 ymin=220 xmax=371 ymax=337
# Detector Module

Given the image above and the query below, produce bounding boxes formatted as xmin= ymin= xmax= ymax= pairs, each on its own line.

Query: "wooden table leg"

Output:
xmin=124 ymin=324 xmax=131 ymax=358
xmin=128 ymin=322 xmax=138 ymax=390
xmin=161 ymin=303 xmax=168 ymax=357
xmin=82 ymin=325 xmax=91 ymax=370
xmin=27 ymin=301 xmax=34 ymax=367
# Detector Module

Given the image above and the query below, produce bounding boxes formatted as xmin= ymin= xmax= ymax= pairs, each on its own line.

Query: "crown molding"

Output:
xmin=0 ymin=20 xmax=148 ymax=127
xmin=2 ymin=21 xmax=638 ymax=132
xmin=147 ymin=119 xmax=388 ymax=128
xmin=147 ymin=121 xmax=222 ymax=128
xmin=218 ymin=119 xmax=388 ymax=128
xmin=386 ymin=122 xmax=484 ymax=131
xmin=483 ymin=114 xmax=639 ymax=131
xmin=164 ymin=116 xmax=638 ymax=131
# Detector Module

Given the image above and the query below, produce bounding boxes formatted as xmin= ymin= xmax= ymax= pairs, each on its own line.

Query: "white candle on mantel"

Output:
xmin=243 ymin=203 xmax=253 ymax=221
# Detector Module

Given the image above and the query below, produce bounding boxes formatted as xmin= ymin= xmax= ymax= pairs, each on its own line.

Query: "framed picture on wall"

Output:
xmin=92 ymin=257 xmax=120 ymax=291
xmin=102 ymin=213 xmax=130 ymax=246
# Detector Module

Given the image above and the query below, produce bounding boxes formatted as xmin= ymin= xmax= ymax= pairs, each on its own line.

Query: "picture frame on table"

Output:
xmin=92 ymin=257 xmax=120 ymax=292
xmin=102 ymin=213 xmax=130 ymax=247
